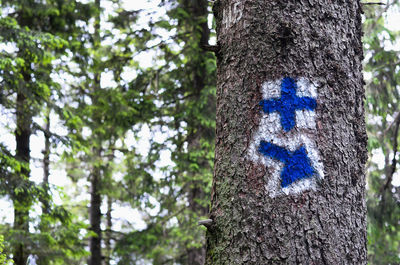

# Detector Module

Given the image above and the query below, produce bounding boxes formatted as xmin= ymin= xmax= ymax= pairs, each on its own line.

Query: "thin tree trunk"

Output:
xmin=89 ymin=156 xmax=102 ymax=265
xmin=89 ymin=1 xmax=103 ymax=264
xmin=37 ymin=107 xmax=51 ymax=265
xmin=187 ymin=186 xmax=207 ymax=265
xmin=105 ymin=196 xmax=112 ymax=265
xmin=184 ymin=0 xmax=211 ymax=264
xmin=206 ymin=1 xmax=367 ymax=264
xmin=13 ymin=75 xmax=32 ymax=265
xmin=42 ymin=107 xmax=51 ymax=215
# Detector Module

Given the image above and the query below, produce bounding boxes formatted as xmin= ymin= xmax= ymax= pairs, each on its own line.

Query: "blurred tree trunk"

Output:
xmin=185 ymin=0 xmax=211 ymax=264
xmin=363 ymin=4 xmax=400 ymax=263
xmin=42 ymin=108 xmax=51 ymax=215
xmin=105 ymin=196 xmax=113 ymax=265
xmin=89 ymin=154 xmax=102 ymax=265
xmin=206 ymin=1 xmax=367 ymax=264
xmin=13 ymin=85 xmax=31 ymax=265
xmin=40 ymin=108 xmax=51 ymax=217
xmin=12 ymin=9 xmax=35 ymax=264
xmin=89 ymin=0 xmax=103 ymax=264
xmin=37 ymin=107 xmax=51 ymax=265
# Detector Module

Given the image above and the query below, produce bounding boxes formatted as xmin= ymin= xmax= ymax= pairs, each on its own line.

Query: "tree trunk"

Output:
xmin=206 ymin=1 xmax=367 ymax=264
xmin=13 ymin=76 xmax=32 ymax=265
xmin=37 ymin=107 xmax=51 ymax=265
xmin=187 ymin=185 xmax=206 ymax=265
xmin=105 ymin=196 xmax=112 ymax=265
xmin=184 ymin=0 xmax=211 ymax=264
xmin=41 ymin=107 xmax=51 ymax=216
xmin=89 ymin=1 xmax=103 ymax=264
xmin=42 ymin=108 xmax=51 ymax=210
xmin=89 ymin=159 xmax=102 ymax=265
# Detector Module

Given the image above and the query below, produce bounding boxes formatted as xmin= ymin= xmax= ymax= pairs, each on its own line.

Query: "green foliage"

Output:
xmin=115 ymin=224 xmax=173 ymax=264
xmin=57 ymin=1 xmax=159 ymax=263
xmin=363 ymin=2 xmax=400 ymax=264
xmin=113 ymin=0 xmax=216 ymax=263
xmin=0 ymin=0 xmax=93 ymax=263
xmin=0 ymin=235 xmax=13 ymax=265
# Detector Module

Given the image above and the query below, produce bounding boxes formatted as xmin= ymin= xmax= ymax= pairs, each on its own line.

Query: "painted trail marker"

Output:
xmin=258 ymin=141 xmax=315 ymax=188
xmin=259 ymin=77 xmax=316 ymax=132
xmin=248 ymin=77 xmax=324 ymax=197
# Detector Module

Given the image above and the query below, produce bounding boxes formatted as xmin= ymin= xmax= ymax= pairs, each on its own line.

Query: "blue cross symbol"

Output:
xmin=258 ymin=141 xmax=315 ymax=188
xmin=259 ymin=77 xmax=317 ymax=132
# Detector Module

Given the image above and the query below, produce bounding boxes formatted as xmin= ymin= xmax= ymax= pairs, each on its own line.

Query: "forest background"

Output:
xmin=0 ymin=0 xmax=399 ymax=264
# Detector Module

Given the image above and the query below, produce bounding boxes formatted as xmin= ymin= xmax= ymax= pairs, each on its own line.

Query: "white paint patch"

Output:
xmin=296 ymin=77 xmax=318 ymax=98
xmin=296 ymin=110 xmax=316 ymax=129
xmin=248 ymin=78 xmax=324 ymax=197
xmin=222 ymin=1 xmax=243 ymax=30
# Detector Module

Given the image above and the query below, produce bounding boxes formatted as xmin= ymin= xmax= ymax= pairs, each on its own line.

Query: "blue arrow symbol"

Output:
xmin=258 ymin=141 xmax=315 ymax=188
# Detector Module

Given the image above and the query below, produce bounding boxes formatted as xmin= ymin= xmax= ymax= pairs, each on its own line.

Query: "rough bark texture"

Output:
xmin=206 ymin=1 xmax=367 ymax=264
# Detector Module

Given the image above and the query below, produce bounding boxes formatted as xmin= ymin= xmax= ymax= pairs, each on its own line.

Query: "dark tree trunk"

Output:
xmin=89 ymin=159 xmax=102 ymax=265
xmin=13 ymin=76 xmax=32 ymax=265
xmin=105 ymin=196 xmax=112 ymax=265
xmin=187 ymin=185 xmax=206 ymax=265
xmin=37 ymin=108 xmax=51 ymax=265
xmin=206 ymin=1 xmax=367 ymax=264
xmin=184 ymin=0 xmax=211 ymax=264
xmin=89 ymin=1 xmax=103 ymax=264
xmin=42 ymin=107 xmax=51 ymax=215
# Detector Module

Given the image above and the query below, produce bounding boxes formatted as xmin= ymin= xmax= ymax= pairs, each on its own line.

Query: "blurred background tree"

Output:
xmin=114 ymin=0 xmax=216 ymax=263
xmin=0 ymin=0 xmax=91 ymax=264
xmin=363 ymin=1 xmax=400 ymax=264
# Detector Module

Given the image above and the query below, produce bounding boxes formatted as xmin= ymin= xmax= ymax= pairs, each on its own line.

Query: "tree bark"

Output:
xmin=206 ymin=1 xmax=367 ymax=264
